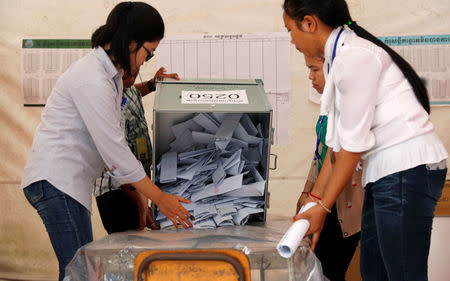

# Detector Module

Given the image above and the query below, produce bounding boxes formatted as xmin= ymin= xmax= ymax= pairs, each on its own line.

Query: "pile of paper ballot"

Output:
xmin=155 ymin=112 xmax=269 ymax=229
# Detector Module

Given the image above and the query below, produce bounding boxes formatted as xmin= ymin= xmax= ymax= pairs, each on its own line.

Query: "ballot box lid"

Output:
xmin=154 ymin=79 xmax=272 ymax=113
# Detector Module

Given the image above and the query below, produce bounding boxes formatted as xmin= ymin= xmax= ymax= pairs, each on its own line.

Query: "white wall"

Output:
xmin=0 ymin=1 xmax=449 ymax=280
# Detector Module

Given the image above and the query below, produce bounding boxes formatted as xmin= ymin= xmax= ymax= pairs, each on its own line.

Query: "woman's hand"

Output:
xmin=155 ymin=193 xmax=194 ymax=229
xmin=295 ymin=192 xmax=309 ymax=214
xmin=150 ymin=67 xmax=179 ymax=86
xmin=292 ymin=204 xmax=327 ymax=250
xmin=129 ymin=176 xmax=193 ymax=229
xmin=133 ymin=191 xmax=158 ymax=230
xmin=122 ymin=186 xmax=158 ymax=230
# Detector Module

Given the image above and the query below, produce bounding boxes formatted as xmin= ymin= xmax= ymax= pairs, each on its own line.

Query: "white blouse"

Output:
xmin=321 ymin=28 xmax=448 ymax=186
xmin=20 ymin=47 xmax=146 ymax=211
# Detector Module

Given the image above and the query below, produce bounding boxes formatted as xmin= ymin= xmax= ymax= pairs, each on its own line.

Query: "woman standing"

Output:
xmin=283 ymin=0 xmax=448 ymax=280
xmin=20 ymin=3 xmax=192 ymax=280
xmin=299 ymin=55 xmax=363 ymax=281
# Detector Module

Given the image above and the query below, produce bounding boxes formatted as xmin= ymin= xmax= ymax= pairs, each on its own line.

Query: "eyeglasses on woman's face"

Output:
xmin=142 ymin=45 xmax=154 ymax=61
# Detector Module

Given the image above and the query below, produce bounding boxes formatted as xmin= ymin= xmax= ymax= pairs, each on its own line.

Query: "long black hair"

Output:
xmin=283 ymin=0 xmax=430 ymax=114
xmin=91 ymin=1 xmax=165 ymax=75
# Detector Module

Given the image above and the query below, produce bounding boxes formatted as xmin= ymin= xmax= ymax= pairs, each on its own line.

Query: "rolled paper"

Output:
xmin=276 ymin=202 xmax=317 ymax=258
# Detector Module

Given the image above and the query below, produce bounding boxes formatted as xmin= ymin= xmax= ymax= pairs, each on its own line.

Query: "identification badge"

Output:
xmin=136 ymin=137 xmax=149 ymax=160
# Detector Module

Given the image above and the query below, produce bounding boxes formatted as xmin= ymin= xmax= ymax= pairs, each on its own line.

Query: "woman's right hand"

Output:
xmin=292 ymin=204 xmax=327 ymax=251
xmin=130 ymin=176 xmax=194 ymax=229
xmin=155 ymin=193 xmax=194 ymax=229
xmin=295 ymin=192 xmax=309 ymax=214
xmin=296 ymin=180 xmax=315 ymax=214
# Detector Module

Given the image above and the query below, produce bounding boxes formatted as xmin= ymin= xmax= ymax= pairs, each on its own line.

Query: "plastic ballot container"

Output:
xmin=63 ymin=80 xmax=327 ymax=281
xmin=152 ymin=79 xmax=277 ymax=227
xmin=64 ymin=215 xmax=325 ymax=281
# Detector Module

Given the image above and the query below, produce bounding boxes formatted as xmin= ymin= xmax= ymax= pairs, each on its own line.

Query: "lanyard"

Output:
xmin=314 ymin=116 xmax=326 ymax=162
xmin=327 ymin=27 xmax=344 ymax=74
xmin=315 ymin=28 xmax=344 ymax=164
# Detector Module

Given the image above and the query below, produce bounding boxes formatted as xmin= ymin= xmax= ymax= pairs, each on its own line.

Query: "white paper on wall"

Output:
xmin=379 ymin=34 xmax=450 ymax=106
xmin=156 ymin=33 xmax=292 ymax=144
xmin=21 ymin=39 xmax=92 ymax=105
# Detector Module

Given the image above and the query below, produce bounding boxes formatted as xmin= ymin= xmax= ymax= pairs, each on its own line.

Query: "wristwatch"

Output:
xmin=146 ymin=79 xmax=156 ymax=92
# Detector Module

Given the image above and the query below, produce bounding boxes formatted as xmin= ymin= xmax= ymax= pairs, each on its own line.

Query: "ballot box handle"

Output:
xmin=136 ymin=252 xmax=247 ymax=281
xmin=269 ymin=153 xmax=278 ymax=170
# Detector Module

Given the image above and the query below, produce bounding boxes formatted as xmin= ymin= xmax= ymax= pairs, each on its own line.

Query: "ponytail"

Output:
xmin=346 ymin=21 xmax=430 ymax=114
xmin=91 ymin=25 xmax=109 ymax=48
xmin=283 ymin=0 xmax=430 ymax=114
xmin=91 ymin=2 xmax=165 ymax=75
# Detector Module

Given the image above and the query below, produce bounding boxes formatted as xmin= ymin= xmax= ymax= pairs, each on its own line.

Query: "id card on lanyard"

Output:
xmin=136 ymin=137 xmax=149 ymax=161
xmin=314 ymin=28 xmax=344 ymax=167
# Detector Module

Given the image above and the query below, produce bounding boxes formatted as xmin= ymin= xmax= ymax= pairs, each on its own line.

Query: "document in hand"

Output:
xmin=276 ymin=202 xmax=317 ymax=258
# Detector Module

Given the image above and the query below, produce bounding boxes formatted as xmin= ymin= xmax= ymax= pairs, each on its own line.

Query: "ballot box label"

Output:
xmin=181 ymin=90 xmax=248 ymax=104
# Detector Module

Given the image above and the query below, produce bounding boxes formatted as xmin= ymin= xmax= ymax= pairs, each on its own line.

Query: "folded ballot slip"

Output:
xmin=277 ymin=202 xmax=317 ymax=258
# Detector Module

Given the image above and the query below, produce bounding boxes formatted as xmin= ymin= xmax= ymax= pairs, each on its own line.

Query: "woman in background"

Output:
xmin=298 ymin=54 xmax=363 ymax=281
xmin=94 ymin=66 xmax=179 ymax=234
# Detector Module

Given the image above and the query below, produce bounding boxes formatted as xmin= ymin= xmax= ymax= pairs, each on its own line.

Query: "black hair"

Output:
xmin=283 ymin=0 xmax=430 ymax=114
xmin=91 ymin=1 xmax=165 ymax=75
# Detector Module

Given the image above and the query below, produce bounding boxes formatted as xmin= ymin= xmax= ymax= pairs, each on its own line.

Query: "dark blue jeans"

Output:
xmin=23 ymin=180 xmax=93 ymax=281
xmin=360 ymin=164 xmax=446 ymax=281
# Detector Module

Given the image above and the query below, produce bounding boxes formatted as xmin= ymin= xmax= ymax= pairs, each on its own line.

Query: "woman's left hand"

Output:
xmin=292 ymin=204 xmax=328 ymax=250
xmin=149 ymin=67 xmax=179 ymax=86
xmin=124 ymin=187 xmax=159 ymax=230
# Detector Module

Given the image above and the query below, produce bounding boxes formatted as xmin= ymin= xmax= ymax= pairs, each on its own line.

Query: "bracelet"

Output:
xmin=309 ymin=192 xmax=322 ymax=200
xmin=318 ymin=200 xmax=331 ymax=213
xmin=301 ymin=191 xmax=309 ymax=195
xmin=147 ymin=79 xmax=156 ymax=92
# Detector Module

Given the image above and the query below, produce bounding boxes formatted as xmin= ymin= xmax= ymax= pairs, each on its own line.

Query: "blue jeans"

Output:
xmin=23 ymin=180 xmax=93 ymax=281
xmin=360 ymin=164 xmax=447 ymax=281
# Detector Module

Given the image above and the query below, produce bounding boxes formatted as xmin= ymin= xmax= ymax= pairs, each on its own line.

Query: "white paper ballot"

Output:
xmin=240 ymin=114 xmax=258 ymax=136
xmin=233 ymin=124 xmax=262 ymax=144
xmin=212 ymin=160 xmax=226 ymax=186
xmin=232 ymin=207 xmax=264 ymax=225
xmin=192 ymin=131 xmax=216 ymax=145
xmin=277 ymin=202 xmax=317 ymax=258
xmin=171 ymin=119 xmax=203 ymax=139
xmin=190 ymin=174 xmax=243 ymax=202
xmin=179 ymin=147 xmax=215 ymax=160
xmin=215 ymin=113 xmax=242 ymax=150
xmin=159 ymin=152 xmax=178 ymax=183
xmin=193 ymin=113 xmax=219 ymax=134
xmin=169 ymin=129 xmax=194 ymax=152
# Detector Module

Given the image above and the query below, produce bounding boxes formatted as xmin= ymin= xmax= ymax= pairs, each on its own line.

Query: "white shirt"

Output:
xmin=20 ymin=47 xmax=146 ymax=211
xmin=321 ymin=28 xmax=448 ymax=186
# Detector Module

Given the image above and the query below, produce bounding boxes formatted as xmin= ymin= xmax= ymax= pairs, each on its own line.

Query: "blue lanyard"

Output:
xmin=315 ymin=28 xmax=344 ymax=163
xmin=121 ymin=96 xmax=127 ymax=110
xmin=327 ymin=28 xmax=344 ymax=74
xmin=314 ymin=116 xmax=325 ymax=162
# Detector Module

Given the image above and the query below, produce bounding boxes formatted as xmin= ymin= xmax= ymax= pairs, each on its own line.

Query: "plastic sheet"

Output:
xmin=64 ymin=215 xmax=326 ymax=281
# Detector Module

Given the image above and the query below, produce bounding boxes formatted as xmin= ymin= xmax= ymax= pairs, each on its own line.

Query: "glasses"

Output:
xmin=142 ymin=45 xmax=154 ymax=61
